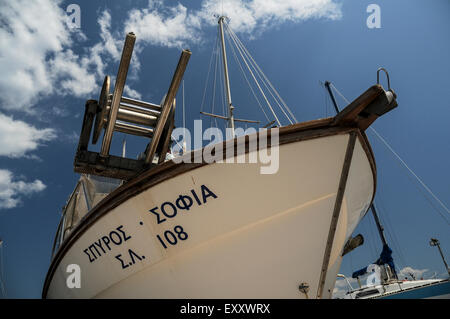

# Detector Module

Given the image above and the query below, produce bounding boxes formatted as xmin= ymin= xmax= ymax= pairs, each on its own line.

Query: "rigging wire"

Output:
xmin=200 ymin=28 xmax=219 ymax=116
xmin=329 ymin=83 xmax=450 ymax=226
xmin=203 ymin=18 xmax=299 ymax=131
xmin=226 ymin=24 xmax=291 ymax=125
xmin=223 ymin=24 xmax=281 ymax=126
xmin=225 ymin=29 xmax=270 ymax=123
xmin=376 ymin=197 xmax=408 ymax=269
xmin=369 ymin=128 xmax=450 ymax=226
xmin=226 ymin=23 xmax=298 ymax=123
xmin=226 ymin=25 xmax=288 ymax=125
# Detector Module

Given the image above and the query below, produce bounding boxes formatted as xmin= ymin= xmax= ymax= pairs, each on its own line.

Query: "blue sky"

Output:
xmin=0 ymin=0 xmax=449 ymax=298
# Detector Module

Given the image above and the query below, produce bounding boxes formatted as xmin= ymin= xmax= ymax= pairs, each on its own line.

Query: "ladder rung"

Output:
xmin=117 ymin=107 xmax=158 ymax=127
xmin=114 ymin=121 xmax=154 ymax=138
xmin=121 ymin=96 xmax=161 ymax=112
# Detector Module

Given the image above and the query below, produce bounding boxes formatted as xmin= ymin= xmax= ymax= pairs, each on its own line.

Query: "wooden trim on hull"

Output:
xmin=317 ymin=131 xmax=357 ymax=299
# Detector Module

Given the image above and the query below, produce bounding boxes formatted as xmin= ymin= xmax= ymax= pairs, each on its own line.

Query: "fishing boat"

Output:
xmin=42 ymin=17 xmax=398 ymax=299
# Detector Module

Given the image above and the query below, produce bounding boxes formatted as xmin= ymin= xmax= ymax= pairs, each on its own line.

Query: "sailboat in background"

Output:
xmin=42 ymin=17 xmax=398 ymax=298
xmin=323 ymin=82 xmax=450 ymax=299
xmin=336 ymin=207 xmax=450 ymax=299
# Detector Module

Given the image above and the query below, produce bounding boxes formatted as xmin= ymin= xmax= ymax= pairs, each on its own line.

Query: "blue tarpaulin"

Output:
xmin=352 ymin=244 xmax=397 ymax=278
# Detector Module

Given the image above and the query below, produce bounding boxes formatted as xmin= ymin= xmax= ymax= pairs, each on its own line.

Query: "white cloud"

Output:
xmin=0 ymin=0 xmax=340 ymax=111
xmin=0 ymin=1 xmax=131 ymax=112
xmin=0 ymin=0 xmax=72 ymax=111
xmin=333 ymin=276 xmax=358 ymax=299
xmin=49 ymin=49 xmax=98 ymax=97
xmin=211 ymin=0 xmax=342 ymax=34
xmin=122 ymin=0 xmax=342 ymax=47
xmin=124 ymin=85 xmax=143 ymax=100
xmin=0 ymin=169 xmax=46 ymax=209
xmin=0 ymin=113 xmax=56 ymax=158
xmin=398 ymin=266 xmax=429 ymax=280
xmin=124 ymin=2 xmax=202 ymax=48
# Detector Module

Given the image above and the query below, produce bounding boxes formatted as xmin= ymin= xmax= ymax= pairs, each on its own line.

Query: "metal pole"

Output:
xmin=436 ymin=243 xmax=450 ymax=276
xmin=370 ymin=204 xmax=388 ymax=247
xmin=430 ymin=238 xmax=450 ymax=276
xmin=100 ymin=32 xmax=136 ymax=157
xmin=218 ymin=16 xmax=235 ymax=136
xmin=324 ymin=81 xmax=340 ymax=114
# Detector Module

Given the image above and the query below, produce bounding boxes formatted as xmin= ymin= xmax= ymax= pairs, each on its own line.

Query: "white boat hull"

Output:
xmin=45 ymin=131 xmax=374 ymax=299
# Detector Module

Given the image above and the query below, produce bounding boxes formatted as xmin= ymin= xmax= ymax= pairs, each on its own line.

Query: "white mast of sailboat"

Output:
xmin=218 ymin=16 xmax=235 ymax=136
xmin=200 ymin=15 xmax=298 ymax=131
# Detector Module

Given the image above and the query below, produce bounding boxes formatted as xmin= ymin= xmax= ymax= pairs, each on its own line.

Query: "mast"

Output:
xmin=218 ymin=16 xmax=235 ymax=136
xmin=370 ymin=204 xmax=388 ymax=247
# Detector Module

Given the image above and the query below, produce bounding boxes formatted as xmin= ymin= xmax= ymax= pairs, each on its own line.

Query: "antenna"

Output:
xmin=430 ymin=238 xmax=450 ymax=276
xmin=182 ymin=80 xmax=187 ymax=153
xmin=122 ymin=137 xmax=126 ymax=158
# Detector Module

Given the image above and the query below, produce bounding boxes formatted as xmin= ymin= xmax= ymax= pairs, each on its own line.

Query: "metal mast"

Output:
xmin=218 ymin=16 xmax=235 ymax=136
xmin=370 ymin=204 xmax=388 ymax=247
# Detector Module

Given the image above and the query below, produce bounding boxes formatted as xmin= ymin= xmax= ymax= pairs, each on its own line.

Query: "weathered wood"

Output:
xmin=332 ymin=84 xmax=397 ymax=130
xmin=76 ymin=100 xmax=98 ymax=154
xmin=317 ymin=131 xmax=357 ymax=299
